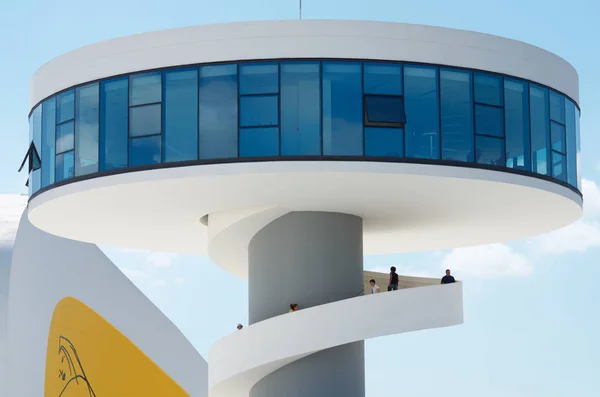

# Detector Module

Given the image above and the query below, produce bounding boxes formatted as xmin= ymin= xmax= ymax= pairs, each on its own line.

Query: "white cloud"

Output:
xmin=151 ymin=279 xmax=167 ymax=287
xmin=120 ymin=267 xmax=151 ymax=283
xmin=532 ymin=178 xmax=600 ymax=255
xmin=0 ymin=194 xmax=27 ymax=244
xmin=103 ymin=247 xmax=181 ymax=288
xmin=441 ymin=243 xmax=532 ymax=278
xmin=145 ymin=252 xmax=175 ymax=268
xmin=582 ymin=179 xmax=600 ymax=218
xmin=533 ymin=220 xmax=600 ymax=254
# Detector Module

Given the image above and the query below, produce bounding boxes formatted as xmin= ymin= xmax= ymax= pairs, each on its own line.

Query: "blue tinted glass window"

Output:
xmin=130 ymin=72 xmax=162 ymax=106
xmin=565 ymin=100 xmax=577 ymax=187
xmin=549 ymin=91 xmax=565 ymax=124
xmin=31 ymin=106 xmax=42 ymax=193
xmin=364 ymin=63 xmax=402 ymax=95
xmin=476 ymin=135 xmax=504 ymax=166
xmin=75 ymin=83 xmax=99 ymax=176
xmin=129 ymin=135 xmax=161 ymax=166
xmin=322 ymin=62 xmax=363 ymax=155
xmin=130 ymin=104 xmax=161 ymax=137
xmin=28 ymin=114 xmax=33 ymax=196
xmin=440 ymin=69 xmax=473 ymax=162
xmin=530 ymin=85 xmax=550 ymax=175
xmin=551 ymin=121 xmax=566 ymax=153
xmin=552 ymin=152 xmax=567 ymax=182
xmin=199 ymin=64 xmax=238 ymax=159
xmin=504 ymin=79 xmax=530 ymax=171
xmin=365 ymin=127 xmax=403 ymax=157
xmin=280 ymin=62 xmax=321 ymax=156
xmin=100 ymin=78 xmax=128 ymax=170
xmin=41 ymin=98 xmax=56 ymax=187
xmin=240 ymin=63 xmax=278 ymax=94
xmin=364 ymin=95 xmax=406 ymax=125
xmin=576 ymin=107 xmax=581 ymax=189
xmin=240 ymin=95 xmax=279 ymax=127
xmin=474 ymin=73 xmax=502 ymax=106
xmin=55 ymin=151 xmax=74 ymax=182
xmin=56 ymin=90 xmax=75 ymax=123
xmin=56 ymin=121 xmax=74 ymax=153
xmin=164 ymin=69 xmax=198 ymax=162
xmin=240 ymin=127 xmax=279 ymax=157
xmin=475 ymin=105 xmax=504 ymax=138
xmin=404 ymin=66 xmax=439 ymax=159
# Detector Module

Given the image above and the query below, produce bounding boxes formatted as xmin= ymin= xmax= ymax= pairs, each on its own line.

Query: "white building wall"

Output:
xmin=30 ymin=20 xmax=579 ymax=109
xmin=0 ymin=245 xmax=12 ymax=397
xmin=6 ymin=214 xmax=208 ymax=397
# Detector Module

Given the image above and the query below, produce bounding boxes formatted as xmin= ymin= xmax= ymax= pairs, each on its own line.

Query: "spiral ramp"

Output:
xmin=209 ymin=279 xmax=463 ymax=397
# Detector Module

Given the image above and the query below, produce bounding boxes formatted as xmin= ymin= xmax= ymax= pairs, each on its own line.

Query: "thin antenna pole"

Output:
xmin=299 ymin=0 xmax=302 ymax=20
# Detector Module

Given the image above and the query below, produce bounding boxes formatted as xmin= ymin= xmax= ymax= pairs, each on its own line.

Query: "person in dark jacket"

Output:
xmin=441 ymin=269 xmax=456 ymax=284
xmin=388 ymin=266 xmax=399 ymax=291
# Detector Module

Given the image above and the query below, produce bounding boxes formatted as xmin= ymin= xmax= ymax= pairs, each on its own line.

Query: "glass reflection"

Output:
xmin=280 ymin=62 xmax=321 ymax=155
xmin=75 ymin=83 xmax=99 ymax=176
xmin=240 ymin=95 xmax=278 ymax=127
xmin=29 ymin=59 xmax=580 ymax=195
xmin=129 ymin=104 xmax=161 ymax=137
xmin=530 ymin=85 xmax=550 ymax=175
xmin=322 ymin=62 xmax=363 ymax=155
xmin=55 ymin=151 xmax=74 ymax=182
xmin=56 ymin=121 xmax=74 ymax=154
xmin=100 ymin=78 xmax=128 ymax=170
xmin=364 ymin=63 xmax=402 ymax=95
xmin=240 ymin=63 xmax=278 ymax=95
xmin=164 ymin=69 xmax=198 ymax=162
xmin=476 ymin=135 xmax=504 ymax=166
xmin=404 ymin=65 xmax=439 ymax=159
xmin=504 ymin=79 xmax=530 ymax=171
xmin=440 ymin=69 xmax=473 ymax=162
xmin=129 ymin=72 xmax=161 ymax=106
xmin=565 ymin=100 xmax=577 ymax=187
xmin=240 ymin=127 xmax=279 ymax=157
xmin=56 ymin=90 xmax=75 ymax=124
xmin=365 ymin=127 xmax=403 ymax=157
xmin=41 ymin=98 xmax=56 ymax=187
xmin=474 ymin=73 xmax=502 ymax=106
xmin=199 ymin=64 xmax=238 ymax=159
xmin=129 ymin=135 xmax=161 ymax=166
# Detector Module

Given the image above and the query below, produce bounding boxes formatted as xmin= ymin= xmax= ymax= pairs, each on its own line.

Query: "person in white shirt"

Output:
xmin=369 ymin=279 xmax=380 ymax=294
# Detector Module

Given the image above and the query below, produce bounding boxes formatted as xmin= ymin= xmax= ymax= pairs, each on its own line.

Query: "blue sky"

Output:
xmin=1 ymin=0 xmax=600 ymax=396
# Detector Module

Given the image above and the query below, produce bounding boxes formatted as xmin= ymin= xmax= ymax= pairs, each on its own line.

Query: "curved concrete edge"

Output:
xmin=27 ymin=161 xmax=582 ymax=273
xmin=208 ymin=281 xmax=463 ymax=397
xmin=208 ymin=206 xmax=291 ymax=279
xmin=6 ymin=213 xmax=208 ymax=397
xmin=30 ymin=20 xmax=579 ymax=109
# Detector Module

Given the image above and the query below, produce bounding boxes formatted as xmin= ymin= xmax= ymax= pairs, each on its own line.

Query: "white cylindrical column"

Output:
xmin=248 ymin=211 xmax=365 ymax=397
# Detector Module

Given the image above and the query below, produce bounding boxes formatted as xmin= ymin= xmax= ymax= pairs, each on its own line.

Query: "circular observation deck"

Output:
xmin=25 ymin=20 xmax=583 ymax=278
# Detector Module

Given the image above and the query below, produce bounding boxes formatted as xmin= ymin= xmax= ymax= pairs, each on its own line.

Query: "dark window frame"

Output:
xmin=363 ymin=94 xmax=406 ymax=128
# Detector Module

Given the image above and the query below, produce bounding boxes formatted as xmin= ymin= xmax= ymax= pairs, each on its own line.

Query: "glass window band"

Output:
xmin=27 ymin=59 xmax=582 ymax=198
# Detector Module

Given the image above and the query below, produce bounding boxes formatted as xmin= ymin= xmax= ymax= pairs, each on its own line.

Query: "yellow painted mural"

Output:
xmin=45 ymin=297 xmax=189 ymax=397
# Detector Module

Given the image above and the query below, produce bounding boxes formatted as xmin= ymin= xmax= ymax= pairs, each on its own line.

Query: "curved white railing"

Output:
xmin=208 ymin=281 xmax=463 ymax=397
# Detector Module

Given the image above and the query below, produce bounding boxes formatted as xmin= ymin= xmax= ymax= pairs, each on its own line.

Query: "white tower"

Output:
xmin=20 ymin=21 xmax=581 ymax=397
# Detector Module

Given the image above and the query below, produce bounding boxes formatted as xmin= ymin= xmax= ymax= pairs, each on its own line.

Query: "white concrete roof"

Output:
xmin=28 ymin=161 xmax=581 ymax=279
xmin=30 ymin=20 xmax=579 ymax=110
